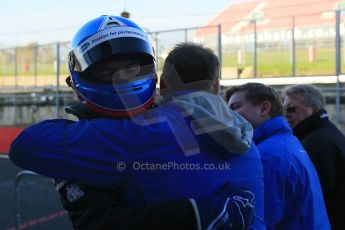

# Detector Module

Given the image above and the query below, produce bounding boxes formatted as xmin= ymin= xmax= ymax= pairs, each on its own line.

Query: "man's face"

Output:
xmin=282 ymin=95 xmax=315 ymax=128
xmin=89 ymin=59 xmax=140 ymax=84
xmin=227 ymin=91 xmax=263 ymax=128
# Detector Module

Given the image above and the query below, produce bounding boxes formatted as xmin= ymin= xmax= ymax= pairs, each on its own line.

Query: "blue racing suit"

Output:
xmin=253 ymin=116 xmax=330 ymax=229
xmin=10 ymin=91 xmax=265 ymax=229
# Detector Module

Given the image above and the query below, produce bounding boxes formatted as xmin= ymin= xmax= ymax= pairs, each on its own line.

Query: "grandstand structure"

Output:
xmin=193 ymin=0 xmax=345 ymax=79
xmin=195 ymin=0 xmax=344 ymax=43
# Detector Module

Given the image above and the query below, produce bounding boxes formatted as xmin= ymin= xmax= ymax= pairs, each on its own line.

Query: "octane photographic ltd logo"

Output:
xmin=115 ymin=161 xmax=231 ymax=172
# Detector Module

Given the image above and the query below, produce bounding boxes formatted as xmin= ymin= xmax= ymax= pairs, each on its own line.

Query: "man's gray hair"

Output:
xmin=282 ymin=84 xmax=326 ymax=109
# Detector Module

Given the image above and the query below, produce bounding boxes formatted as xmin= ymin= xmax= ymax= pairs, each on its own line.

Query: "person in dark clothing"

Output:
xmin=55 ymin=176 xmax=253 ymax=230
xmin=283 ymin=84 xmax=345 ymax=230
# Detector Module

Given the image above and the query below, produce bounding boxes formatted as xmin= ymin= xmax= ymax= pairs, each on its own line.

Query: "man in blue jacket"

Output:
xmin=9 ymin=15 xmax=264 ymax=229
xmin=226 ymin=83 xmax=330 ymax=229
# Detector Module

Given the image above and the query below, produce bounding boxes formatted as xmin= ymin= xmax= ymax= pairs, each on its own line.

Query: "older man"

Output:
xmin=283 ymin=84 xmax=345 ymax=230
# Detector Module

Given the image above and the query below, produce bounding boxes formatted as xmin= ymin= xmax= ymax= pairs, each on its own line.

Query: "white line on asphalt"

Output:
xmin=0 ymin=154 xmax=9 ymax=159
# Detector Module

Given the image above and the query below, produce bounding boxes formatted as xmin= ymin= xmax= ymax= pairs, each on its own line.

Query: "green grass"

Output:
xmin=222 ymin=47 xmax=342 ymax=77
xmin=0 ymin=64 xmax=69 ymax=76
xmin=1 ymin=47 xmax=344 ymax=78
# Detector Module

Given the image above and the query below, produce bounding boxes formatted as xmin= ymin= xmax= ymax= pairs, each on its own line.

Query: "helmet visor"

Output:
xmin=79 ymin=58 xmax=156 ymax=85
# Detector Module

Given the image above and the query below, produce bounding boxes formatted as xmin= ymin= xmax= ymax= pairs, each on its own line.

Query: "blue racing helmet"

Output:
xmin=68 ymin=15 xmax=156 ymax=117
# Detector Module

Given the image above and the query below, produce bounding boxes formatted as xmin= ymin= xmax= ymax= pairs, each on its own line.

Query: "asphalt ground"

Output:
xmin=0 ymin=155 xmax=73 ymax=230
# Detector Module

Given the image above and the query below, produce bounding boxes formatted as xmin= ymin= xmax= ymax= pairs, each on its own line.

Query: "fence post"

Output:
xmin=34 ymin=45 xmax=38 ymax=88
xmin=15 ymin=171 xmax=39 ymax=230
xmin=218 ymin=24 xmax=222 ymax=79
xmin=184 ymin=29 xmax=188 ymax=42
xmin=14 ymin=47 xmax=18 ymax=125
xmin=335 ymin=10 xmax=341 ymax=123
xmin=253 ymin=20 xmax=257 ymax=78
xmin=55 ymin=42 xmax=60 ymax=118
xmin=155 ymin=32 xmax=159 ymax=71
xmin=292 ymin=16 xmax=296 ymax=77
xmin=14 ymin=47 xmax=18 ymax=88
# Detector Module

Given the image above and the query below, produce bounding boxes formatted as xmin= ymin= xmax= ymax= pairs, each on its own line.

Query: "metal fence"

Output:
xmin=13 ymin=170 xmax=72 ymax=230
xmin=1 ymin=9 xmax=345 ymax=86
xmin=0 ymin=10 xmax=345 ymax=126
